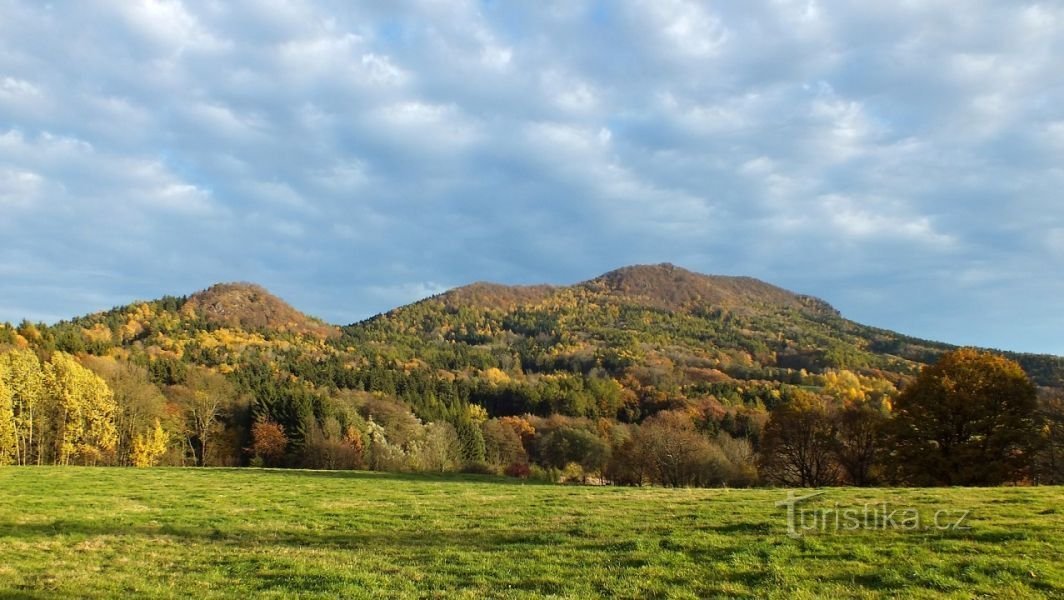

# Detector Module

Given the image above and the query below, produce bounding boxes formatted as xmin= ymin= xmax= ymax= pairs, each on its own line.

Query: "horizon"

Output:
xmin=2 ymin=2 xmax=1062 ymax=354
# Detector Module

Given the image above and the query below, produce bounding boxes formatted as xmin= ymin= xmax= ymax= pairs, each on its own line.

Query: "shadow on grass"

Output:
xmin=186 ymin=467 xmax=557 ymax=488
xmin=0 ymin=518 xmax=579 ymax=554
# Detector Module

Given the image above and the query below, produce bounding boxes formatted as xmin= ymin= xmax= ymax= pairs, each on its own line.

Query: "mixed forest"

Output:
xmin=1 ymin=264 xmax=1062 ymax=486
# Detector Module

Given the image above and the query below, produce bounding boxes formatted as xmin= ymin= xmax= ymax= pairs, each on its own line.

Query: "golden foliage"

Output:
xmin=43 ymin=352 xmax=118 ymax=465
xmin=131 ymin=419 xmax=170 ymax=467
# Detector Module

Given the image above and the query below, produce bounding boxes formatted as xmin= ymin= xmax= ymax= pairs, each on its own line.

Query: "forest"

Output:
xmin=1 ymin=264 xmax=1061 ymax=487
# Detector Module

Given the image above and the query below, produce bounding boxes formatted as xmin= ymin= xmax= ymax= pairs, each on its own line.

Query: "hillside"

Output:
xmin=345 ymin=263 xmax=1062 ymax=392
xmin=19 ymin=282 xmax=338 ymax=375
xmin=183 ymin=283 xmax=339 ymax=339
xmin=2 ymin=263 xmax=1062 ymax=475
xmin=11 ymin=265 xmax=1063 ymax=406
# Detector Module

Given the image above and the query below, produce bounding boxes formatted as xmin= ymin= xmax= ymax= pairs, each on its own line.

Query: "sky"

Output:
xmin=1 ymin=1 xmax=1063 ymax=354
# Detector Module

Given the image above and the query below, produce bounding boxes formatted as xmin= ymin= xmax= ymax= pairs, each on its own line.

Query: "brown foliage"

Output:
xmin=250 ymin=419 xmax=288 ymax=466
xmin=184 ymin=283 xmax=338 ymax=339
xmin=888 ymin=349 xmax=1040 ymax=486
xmin=759 ymin=393 xmax=841 ymax=487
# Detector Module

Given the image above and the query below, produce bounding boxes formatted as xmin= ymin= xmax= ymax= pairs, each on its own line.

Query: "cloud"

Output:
xmin=0 ymin=0 xmax=1062 ymax=353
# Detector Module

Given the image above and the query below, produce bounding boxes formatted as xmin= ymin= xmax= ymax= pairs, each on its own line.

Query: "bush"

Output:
xmin=560 ymin=462 xmax=585 ymax=483
xmin=460 ymin=461 xmax=498 ymax=475
xmin=528 ymin=464 xmax=557 ymax=483
xmin=503 ymin=462 xmax=531 ymax=478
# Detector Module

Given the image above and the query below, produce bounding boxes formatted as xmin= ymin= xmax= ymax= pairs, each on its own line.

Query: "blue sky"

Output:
xmin=1 ymin=1 xmax=1062 ymax=354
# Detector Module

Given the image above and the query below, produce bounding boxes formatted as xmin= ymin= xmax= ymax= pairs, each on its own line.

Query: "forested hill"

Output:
xmin=344 ymin=263 xmax=1064 ymax=391
xmin=9 ymin=263 xmax=1062 ymax=399
xmin=2 ymin=263 xmax=1063 ymax=471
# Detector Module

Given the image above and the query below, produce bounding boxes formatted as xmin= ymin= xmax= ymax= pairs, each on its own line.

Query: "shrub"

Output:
xmin=503 ymin=462 xmax=531 ymax=478
xmin=460 ymin=461 xmax=498 ymax=475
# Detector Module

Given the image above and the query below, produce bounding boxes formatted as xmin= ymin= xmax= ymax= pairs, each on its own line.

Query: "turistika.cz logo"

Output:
xmin=776 ymin=491 xmax=972 ymax=539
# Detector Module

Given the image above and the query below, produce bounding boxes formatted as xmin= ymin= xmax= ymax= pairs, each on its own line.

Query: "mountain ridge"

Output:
xmin=12 ymin=264 xmax=1062 ymax=391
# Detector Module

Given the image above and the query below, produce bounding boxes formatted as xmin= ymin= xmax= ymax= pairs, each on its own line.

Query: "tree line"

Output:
xmin=1 ymin=340 xmax=1061 ymax=487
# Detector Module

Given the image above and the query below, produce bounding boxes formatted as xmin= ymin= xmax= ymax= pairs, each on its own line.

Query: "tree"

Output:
xmin=888 ymin=349 xmax=1041 ymax=486
xmin=82 ymin=356 xmax=168 ymax=466
xmin=481 ymin=419 xmax=527 ymax=467
xmin=174 ymin=368 xmax=239 ymax=466
xmin=1035 ymin=392 xmax=1064 ymax=484
xmin=455 ymin=419 xmax=487 ymax=464
xmin=759 ymin=392 xmax=840 ymax=487
xmin=634 ymin=411 xmax=731 ymax=487
xmin=0 ymin=363 xmax=16 ymax=464
xmin=832 ymin=401 xmax=889 ymax=486
xmin=131 ymin=419 xmax=170 ymax=467
xmin=535 ymin=426 xmax=609 ymax=476
xmin=0 ymin=349 xmax=45 ymax=465
xmin=42 ymin=352 xmax=118 ymax=465
xmin=249 ymin=418 xmax=288 ymax=466
xmin=415 ymin=422 xmax=462 ymax=472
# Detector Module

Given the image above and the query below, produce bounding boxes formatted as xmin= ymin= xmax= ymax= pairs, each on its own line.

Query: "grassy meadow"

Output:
xmin=0 ymin=469 xmax=1061 ymax=599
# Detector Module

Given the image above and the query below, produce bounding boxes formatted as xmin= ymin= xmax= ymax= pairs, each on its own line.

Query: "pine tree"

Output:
xmin=455 ymin=419 xmax=486 ymax=464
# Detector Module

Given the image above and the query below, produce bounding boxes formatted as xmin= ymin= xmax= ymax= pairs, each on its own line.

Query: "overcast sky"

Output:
xmin=1 ymin=1 xmax=1063 ymax=354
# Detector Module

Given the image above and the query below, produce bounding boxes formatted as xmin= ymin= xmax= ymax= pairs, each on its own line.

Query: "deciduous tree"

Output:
xmin=249 ymin=418 xmax=288 ymax=466
xmin=131 ymin=419 xmax=170 ymax=467
xmin=43 ymin=352 xmax=118 ymax=465
xmin=0 ymin=349 xmax=45 ymax=465
xmin=759 ymin=392 xmax=840 ymax=487
xmin=888 ymin=349 xmax=1040 ymax=486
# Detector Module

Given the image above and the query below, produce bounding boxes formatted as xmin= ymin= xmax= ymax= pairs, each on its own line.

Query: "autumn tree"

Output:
xmin=414 ymin=422 xmax=462 ymax=472
xmin=832 ymin=401 xmax=888 ymax=486
xmin=82 ymin=356 xmax=168 ymax=466
xmin=249 ymin=418 xmax=288 ymax=466
xmin=887 ymin=349 xmax=1041 ymax=486
xmin=131 ymin=419 xmax=170 ymax=467
xmin=535 ymin=425 xmax=609 ymax=481
xmin=601 ymin=411 xmax=741 ymax=487
xmin=759 ymin=392 xmax=840 ymax=487
xmin=1035 ymin=392 xmax=1064 ymax=484
xmin=42 ymin=352 xmax=118 ymax=465
xmin=481 ymin=418 xmax=527 ymax=467
xmin=0 ymin=364 xmax=16 ymax=464
xmin=172 ymin=367 xmax=241 ymax=466
xmin=0 ymin=349 xmax=45 ymax=465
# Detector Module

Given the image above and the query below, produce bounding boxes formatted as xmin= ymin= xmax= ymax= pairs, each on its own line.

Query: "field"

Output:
xmin=0 ymin=469 xmax=1061 ymax=599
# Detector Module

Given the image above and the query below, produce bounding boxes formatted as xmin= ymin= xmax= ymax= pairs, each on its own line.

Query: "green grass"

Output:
xmin=0 ymin=469 xmax=1061 ymax=599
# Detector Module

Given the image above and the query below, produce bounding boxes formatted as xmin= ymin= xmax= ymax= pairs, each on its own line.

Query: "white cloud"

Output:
xmin=819 ymin=194 xmax=954 ymax=246
xmin=0 ymin=168 xmax=44 ymax=209
xmin=114 ymin=0 xmax=225 ymax=53
xmin=0 ymin=76 xmax=47 ymax=117
xmin=629 ymin=0 xmax=729 ymax=59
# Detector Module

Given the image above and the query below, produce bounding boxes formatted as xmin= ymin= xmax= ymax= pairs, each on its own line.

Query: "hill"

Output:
xmin=2 ymin=263 xmax=1062 ymax=477
xmin=346 ymin=263 xmax=1062 ymax=393
xmin=14 ymin=282 xmax=338 ymax=375
xmin=183 ymin=283 xmax=338 ymax=339
xmin=11 ymin=265 xmax=1063 ymax=406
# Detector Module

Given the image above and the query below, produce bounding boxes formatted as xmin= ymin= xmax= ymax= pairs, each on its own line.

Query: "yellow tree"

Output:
xmin=43 ymin=352 xmax=118 ymax=465
xmin=0 ymin=349 xmax=45 ymax=465
xmin=131 ymin=419 xmax=170 ymax=467
xmin=0 ymin=364 xmax=16 ymax=464
xmin=81 ymin=356 xmax=167 ymax=466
